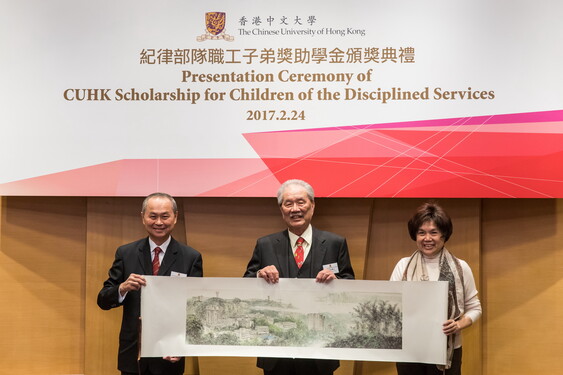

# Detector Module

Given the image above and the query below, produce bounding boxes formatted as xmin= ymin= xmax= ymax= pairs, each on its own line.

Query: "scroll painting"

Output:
xmin=141 ymin=277 xmax=448 ymax=364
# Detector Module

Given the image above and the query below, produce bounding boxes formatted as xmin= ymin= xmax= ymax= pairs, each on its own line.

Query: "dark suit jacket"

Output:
xmin=243 ymin=227 xmax=355 ymax=374
xmin=97 ymin=237 xmax=203 ymax=374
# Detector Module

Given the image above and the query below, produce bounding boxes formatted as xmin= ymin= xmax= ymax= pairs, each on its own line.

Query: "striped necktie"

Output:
xmin=152 ymin=247 xmax=161 ymax=275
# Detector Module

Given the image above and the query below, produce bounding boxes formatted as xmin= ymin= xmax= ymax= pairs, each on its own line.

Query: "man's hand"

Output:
xmin=315 ymin=269 xmax=337 ymax=283
xmin=119 ymin=273 xmax=146 ymax=296
xmin=258 ymin=265 xmax=280 ymax=284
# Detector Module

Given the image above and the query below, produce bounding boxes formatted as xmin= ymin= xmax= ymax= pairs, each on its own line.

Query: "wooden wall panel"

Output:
xmin=0 ymin=197 xmax=86 ymax=374
xmin=85 ymin=197 xmax=146 ymax=375
xmin=482 ymin=199 xmax=563 ymax=375
xmin=183 ymin=198 xmax=280 ymax=279
xmin=2 ymin=195 xmax=562 ymax=375
xmin=358 ymin=198 xmax=482 ymax=375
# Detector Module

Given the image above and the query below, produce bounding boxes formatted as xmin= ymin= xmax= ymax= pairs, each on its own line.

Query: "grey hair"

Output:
xmin=276 ymin=179 xmax=315 ymax=205
xmin=141 ymin=192 xmax=178 ymax=213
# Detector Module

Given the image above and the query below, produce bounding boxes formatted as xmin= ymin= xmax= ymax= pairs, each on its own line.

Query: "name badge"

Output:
xmin=170 ymin=271 xmax=187 ymax=277
xmin=323 ymin=262 xmax=339 ymax=274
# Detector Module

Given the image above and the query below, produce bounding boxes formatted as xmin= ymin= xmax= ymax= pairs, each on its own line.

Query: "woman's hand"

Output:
xmin=443 ymin=315 xmax=473 ymax=336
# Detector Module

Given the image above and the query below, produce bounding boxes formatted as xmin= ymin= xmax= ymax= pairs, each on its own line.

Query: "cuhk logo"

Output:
xmin=197 ymin=12 xmax=234 ymax=42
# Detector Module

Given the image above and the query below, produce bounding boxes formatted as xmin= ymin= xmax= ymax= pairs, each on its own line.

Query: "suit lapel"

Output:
xmin=310 ymin=227 xmax=327 ymax=272
xmin=137 ymin=238 xmax=152 ymax=275
xmin=274 ymin=231 xmax=291 ymax=277
xmin=159 ymin=237 xmax=178 ymax=276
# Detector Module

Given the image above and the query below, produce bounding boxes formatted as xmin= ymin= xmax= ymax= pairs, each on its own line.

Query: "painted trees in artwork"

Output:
xmin=327 ymin=299 xmax=402 ymax=349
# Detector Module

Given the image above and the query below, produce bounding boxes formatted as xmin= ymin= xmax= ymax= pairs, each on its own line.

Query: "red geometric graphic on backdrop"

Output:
xmin=243 ymin=110 xmax=563 ymax=198
xmin=1 ymin=110 xmax=562 ymax=197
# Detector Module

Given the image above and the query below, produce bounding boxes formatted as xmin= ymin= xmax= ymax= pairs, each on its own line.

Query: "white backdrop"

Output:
xmin=2 ymin=0 xmax=562 ymax=196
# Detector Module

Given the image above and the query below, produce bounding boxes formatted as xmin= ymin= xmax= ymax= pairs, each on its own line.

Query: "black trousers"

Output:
xmin=264 ymin=358 xmax=333 ymax=375
xmin=396 ymin=347 xmax=462 ymax=375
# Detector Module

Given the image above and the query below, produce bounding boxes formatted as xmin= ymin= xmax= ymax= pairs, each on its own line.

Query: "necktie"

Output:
xmin=152 ymin=247 xmax=161 ymax=275
xmin=294 ymin=237 xmax=304 ymax=268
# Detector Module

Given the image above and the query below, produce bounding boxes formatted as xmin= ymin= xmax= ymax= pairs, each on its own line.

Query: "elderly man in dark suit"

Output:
xmin=244 ymin=179 xmax=355 ymax=375
xmin=98 ymin=192 xmax=203 ymax=375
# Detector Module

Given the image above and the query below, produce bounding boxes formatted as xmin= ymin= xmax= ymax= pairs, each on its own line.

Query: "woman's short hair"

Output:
xmin=407 ymin=202 xmax=453 ymax=242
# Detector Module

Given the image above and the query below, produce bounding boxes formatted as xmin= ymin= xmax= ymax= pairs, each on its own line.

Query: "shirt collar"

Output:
xmin=288 ymin=224 xmax=312 ymax=247
xmin=149 ymin=236 xmax=171 ymax=253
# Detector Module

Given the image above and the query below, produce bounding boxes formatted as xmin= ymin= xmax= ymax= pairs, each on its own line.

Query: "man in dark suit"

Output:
xmin=244 ymin=179 xmax=355 ymax=375
xmin=97 ymin=192 xmax=203 ymax=375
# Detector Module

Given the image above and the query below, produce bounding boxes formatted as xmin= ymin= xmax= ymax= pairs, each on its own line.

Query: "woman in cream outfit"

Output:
xmin=390 ymin=202 xmax=481 ymax=375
